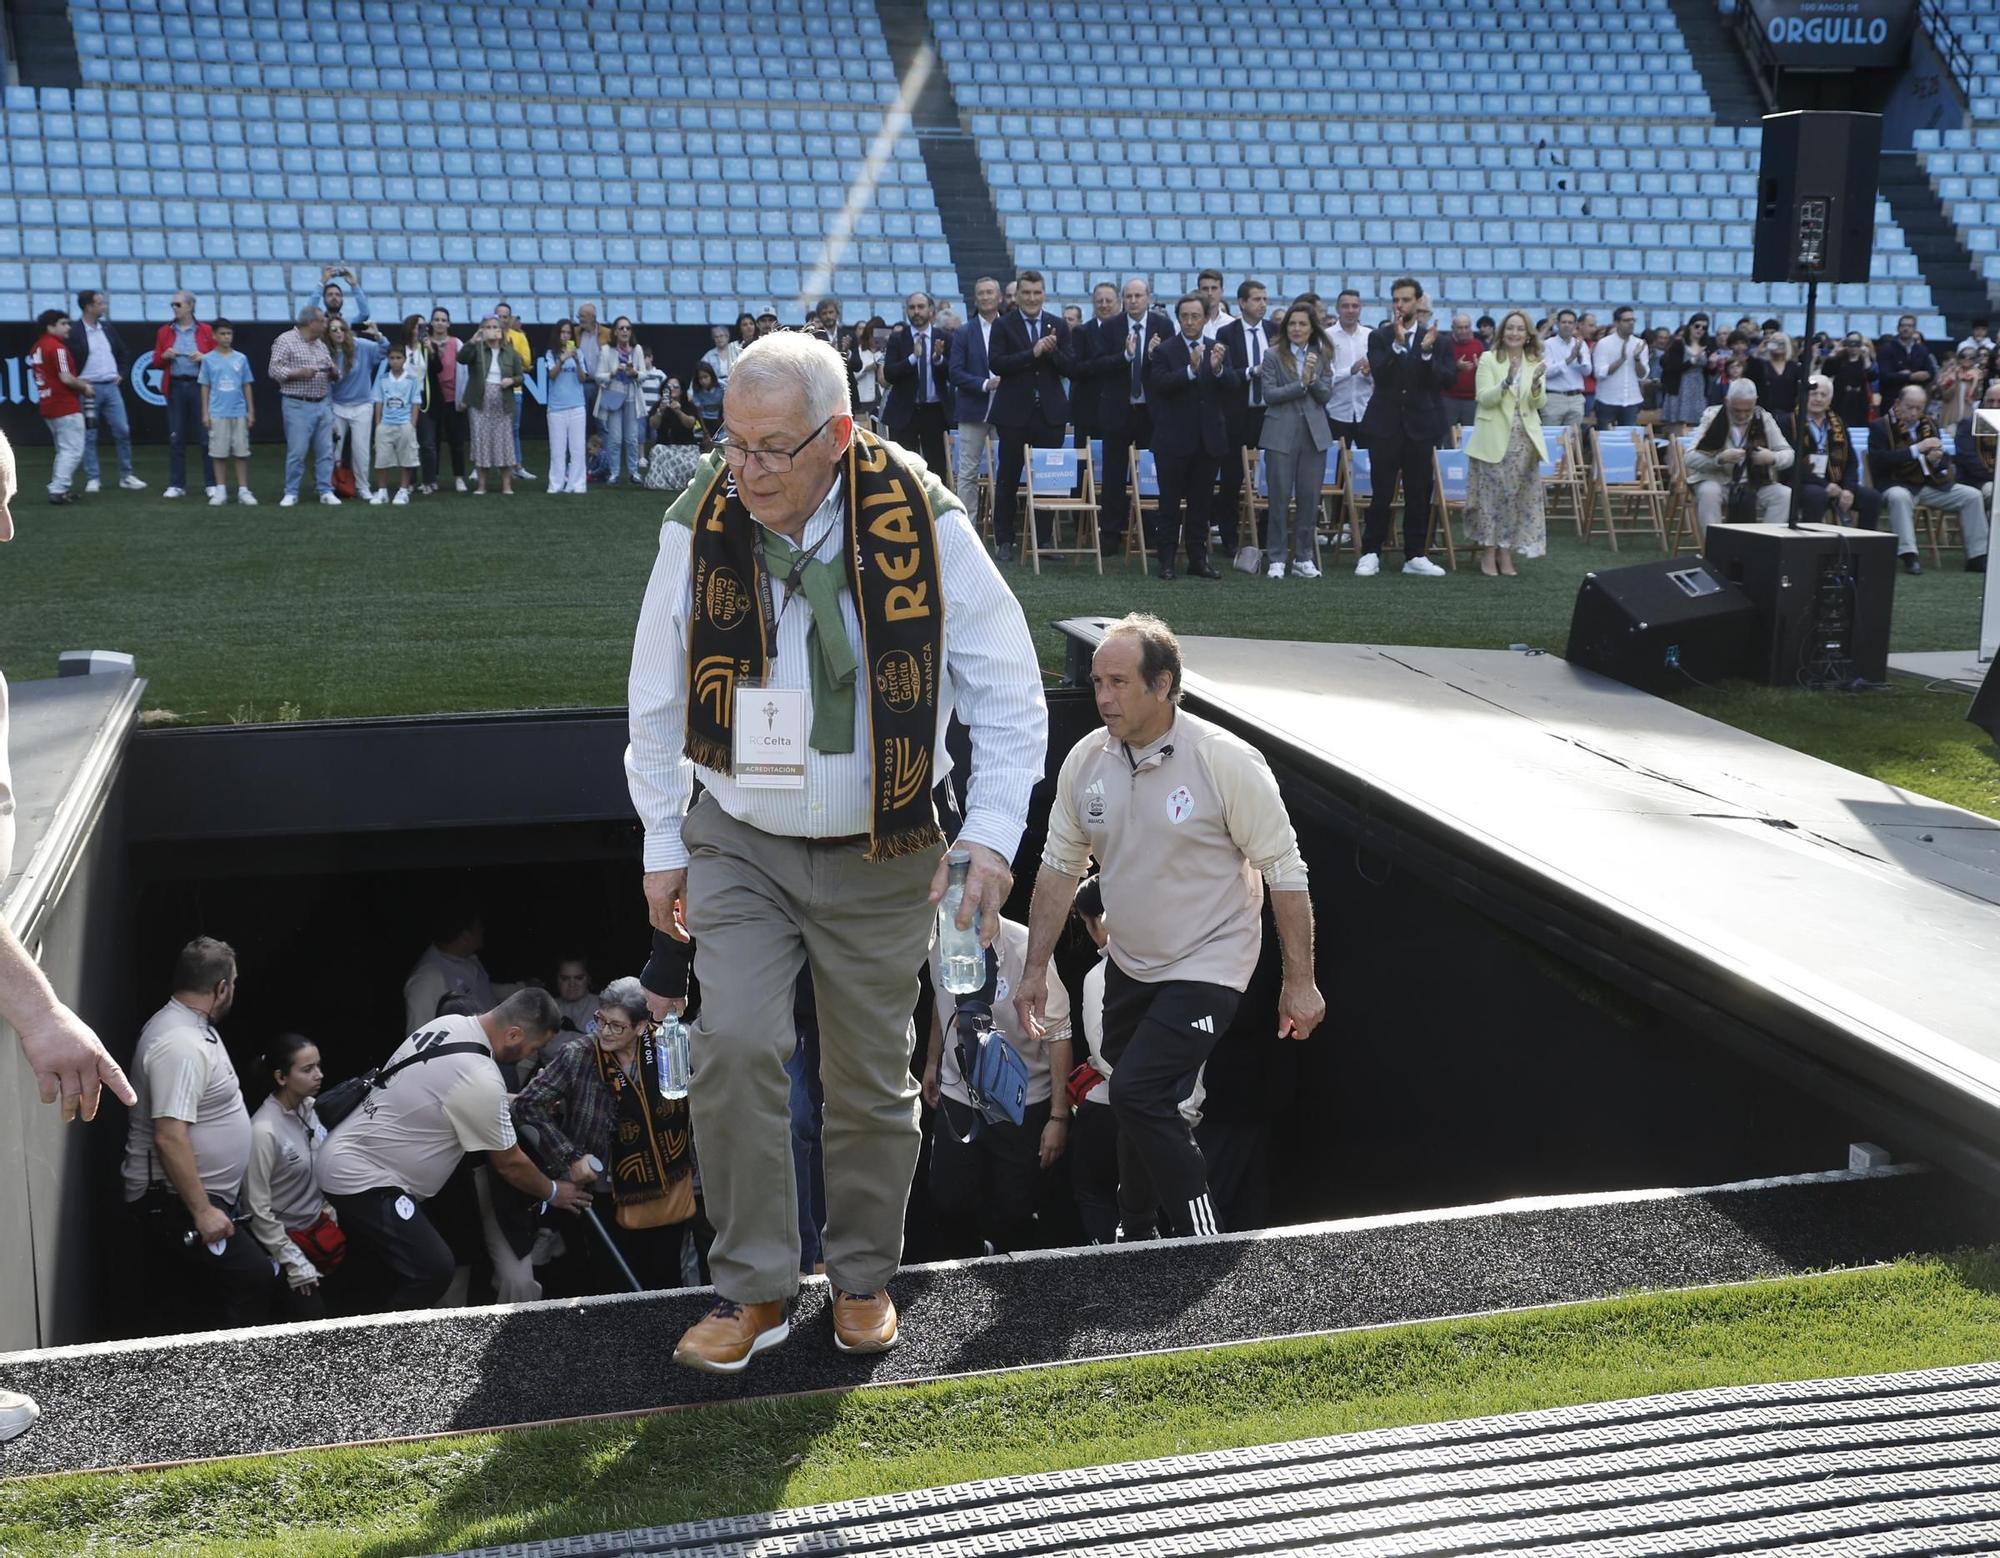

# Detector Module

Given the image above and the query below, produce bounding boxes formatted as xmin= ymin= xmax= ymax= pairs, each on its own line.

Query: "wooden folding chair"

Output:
xmin=1024 ymin=445 xmax=1102 ymax=574
xmin=1125 ymin=445 xmax=1157 ymax=574
xmin=1661 ymin=434 xmax=1702 ymax=554
xmin=1541 ymin=424 xmax=1587 ymax=536
xmin=1429 ymin=447 xmax=1469 ymax=570
xmin=1586 ymin=426 xmax=1666 ymax=550
xmin=1241 ymin=448 xmax=1270 ymax=563
xmin=1318 ymin=439 xmax=1349 ymax=554
xmin=1342 ymin=443 xmax=1374 ymax=555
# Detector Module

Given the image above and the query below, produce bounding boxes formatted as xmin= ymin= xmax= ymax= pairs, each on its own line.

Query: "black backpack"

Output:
xmin=317 ymin=1035 xmax=489 ymax=1132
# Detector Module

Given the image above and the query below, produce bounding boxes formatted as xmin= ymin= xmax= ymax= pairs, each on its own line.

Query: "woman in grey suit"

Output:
xmin=1259 ymin=299 xmax=1335 ymax=578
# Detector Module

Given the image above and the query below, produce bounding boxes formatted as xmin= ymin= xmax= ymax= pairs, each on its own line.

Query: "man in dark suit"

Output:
xmin=1213 ymin=279 xmax=1276 ymax=558
xmin=1358 ymin=276 xmax=1456 ymax=577
xmin=879 ymin=290 xmax=953 ymax=476
xmin=986 ymin=269 xmax=1077 ymax=560
xmin=1071 ymin=275 xmax=1173 ymax=558
xmin=1144 ymin=292 xmax=1238 ymax=579
xmin=1070 ymin=283 xmax=1118 ymax=452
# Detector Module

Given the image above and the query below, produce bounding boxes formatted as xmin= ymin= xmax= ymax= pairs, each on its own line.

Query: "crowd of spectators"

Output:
xmin=21 ymin=272 xmax=1995 ymax=577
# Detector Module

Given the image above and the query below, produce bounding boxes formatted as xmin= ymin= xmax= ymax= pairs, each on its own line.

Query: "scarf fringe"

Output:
xmin=867 ymin=823 xmax=945 ymax=864
xmin=685 ymin=731 xmax=733 ymax=775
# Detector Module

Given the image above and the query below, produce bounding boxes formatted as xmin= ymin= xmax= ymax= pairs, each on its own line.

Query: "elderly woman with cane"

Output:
xmin=511 ymin=976 xmax=707 ymax=1293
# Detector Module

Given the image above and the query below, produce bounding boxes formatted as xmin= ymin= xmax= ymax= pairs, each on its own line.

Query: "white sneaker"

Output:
xmin=208 ymin=489 xmax=226 ymax=506
xmin=1294 ymin=560 xmax=1321 ymax=579
xmin=237 ymin=488 xmax=258 ymax=505
xmin=392 ymin=488 xmax=410 ymax=506
xmin=319 ymin=493 xmax=341 ymax=506
xmin=206 ymin=485 xmax=222 ymax=500
xmin=0 ymin=1387 xmax=40 ymax=1443
xmin=515 ymin=466 xmax=536 ymax=480
xmin=119 ymin=474 xmax=148 ymax=491
xmin=1266 ymin=561 xmax=1286 ymax=579
xmin=84 ymin=478 xmax=101 ymax=494
xmin=1402 ymin=556 xmax=1448 ymax=577
xmin=1355 ymin=553 xmax=1381 ymax=577
xmin=278 ymin=494 xmax=298 ymax=507
xmin=454 ymin=477 xmax=468 ymax=493
xmin=368 ymin=491 xmax=388 ymax=506
xmin=162 ymin=486 xmax=185 ymax=499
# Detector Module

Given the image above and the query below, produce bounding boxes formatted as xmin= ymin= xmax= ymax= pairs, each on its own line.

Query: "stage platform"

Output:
xmin=1 ymin=1168 xmax=1985 ymax=1476
xmin=1887 ymin=647 xmax=1992 ymax=692
xmin=433 ymin=1359 xmax=2000 ymax=1556
xmin=1057 ymin=625 xmax=2000 ymax=1187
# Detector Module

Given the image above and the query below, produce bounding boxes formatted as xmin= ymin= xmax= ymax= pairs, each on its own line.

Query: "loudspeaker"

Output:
xmin=1702 ymin=522 xmax=1897 ymax=685
xmin=1752 ymin=111 xmax=1881 ymax=285
xmin=1566 ymin=559 xmax=1757 ymax=694
xmin=1970 ymin=657 xmax=2000 ymax=747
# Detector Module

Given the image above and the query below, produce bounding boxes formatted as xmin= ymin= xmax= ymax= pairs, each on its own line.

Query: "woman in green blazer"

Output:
xmin=1466 ymin=310 xmax=1549 ymax=576
xmin=461 ymin=316 xmax=527 ymax=495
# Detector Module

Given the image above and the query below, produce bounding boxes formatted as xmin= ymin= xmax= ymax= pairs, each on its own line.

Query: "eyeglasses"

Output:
xmin=716 ymin=414 xmax=835 ymax=474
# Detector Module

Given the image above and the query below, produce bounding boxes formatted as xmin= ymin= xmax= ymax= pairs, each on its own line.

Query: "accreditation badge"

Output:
xmin=1810 ymin=453 xmax=1828 ymax=478
xmin=734 ymin=685 xmax=807 ymax=789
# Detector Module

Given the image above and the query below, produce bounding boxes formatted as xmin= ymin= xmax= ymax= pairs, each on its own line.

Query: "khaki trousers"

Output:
xmin=680 ymin=794 xmax=941 ymax=1303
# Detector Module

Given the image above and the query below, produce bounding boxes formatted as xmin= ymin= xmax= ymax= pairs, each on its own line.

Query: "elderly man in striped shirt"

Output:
xmin=625 ymin=331 xmax=1047 ymax=1373
xmin=268 ymin=305 xmax=339 ymax=507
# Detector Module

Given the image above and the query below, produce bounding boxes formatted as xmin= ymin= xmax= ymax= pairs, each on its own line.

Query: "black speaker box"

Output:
xmin=1702 ymin=522 xmax=1897 ymax=685
xmin=1752 ymin=111 xmax=1881 ymax=285
xmin=1970 ymin=656 xmax=2000 ymax=747
xmin=1566 ymin=559 xmax=1757 ymax=694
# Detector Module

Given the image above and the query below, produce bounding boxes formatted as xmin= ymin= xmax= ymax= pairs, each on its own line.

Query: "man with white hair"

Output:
xmin=1878 ymin=382 xmax=1990 ymax=573
xmin=626 ymin=331 xmax=1047 ymax=1372
xmin=1684 ymin=377 xmax=1794 ymax=528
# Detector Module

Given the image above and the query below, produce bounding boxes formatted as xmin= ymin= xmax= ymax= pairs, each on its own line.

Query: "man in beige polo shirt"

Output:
xmin=1015 ymin=613 xmax=1324 ymax=1240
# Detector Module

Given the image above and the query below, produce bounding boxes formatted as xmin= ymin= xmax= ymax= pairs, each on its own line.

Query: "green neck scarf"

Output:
xmin=759 ymin=524 xmax=857 ymax=753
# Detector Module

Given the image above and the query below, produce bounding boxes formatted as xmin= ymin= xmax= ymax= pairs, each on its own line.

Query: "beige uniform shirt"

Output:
xmin=1043 ymin=706 xmax=1307 ymax=990
xmin=120 ymin=999 xmax=254 ymax=1202
xmin=245 ymin=1094 xmax=329 ymax=1288
xmin=319 ymin=1015 xmax=515 ymax=1201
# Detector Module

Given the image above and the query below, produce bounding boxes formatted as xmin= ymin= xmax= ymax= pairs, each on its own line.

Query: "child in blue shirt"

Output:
xmin=371 ymin=342 xmax=423 ymax=506
xmin=197 ymin=319 xmax=257 ymax=505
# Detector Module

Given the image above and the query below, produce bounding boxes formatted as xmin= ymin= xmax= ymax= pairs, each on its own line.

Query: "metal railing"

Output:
xmin=1917 ymin=0 xmax=1975 ymax=107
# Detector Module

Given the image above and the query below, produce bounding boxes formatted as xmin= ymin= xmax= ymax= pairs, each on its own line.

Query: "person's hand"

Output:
xmin=1279 ymin=978 xmax=1326 ymax=1041
xmin=0 ymin=478 xmax=13 ymax=543
xmin=202 ymin=414 xmax=211 ymax=430
xmin=295 ymin=1279 xmax=320 ymax=1297
xmin=983 ymin=374 xmax=999 ymax=392
xmin=1033 ymin=332 xmax=1057 ymax=358
xmin=921 ymin=1055 xmax=941 ymax=1110
xmin=1354 ymin=357 xmax=1370 ymax=377
xmin=17 ymin=1004 xmax=135 ymax=1123
xmin=1837 ymin=487 xmax=1855 ymax=510
xmin=320 ymin=264 xmax=335 ymax=282
xmin=1920 ymin=436 xmax=1944 ymax=456
xmin=1012 ymin=965 xmax=1050 ymax=1041
xmin=927 ymin=842 xmax=1011 ymax=948
xmin=568 ymin=1155 xmax=597 ymax=1185
xmin=1751 ymin=449 xmax=1777 ymax=466
xmin=548 ymin=1180 xmax=591 ymax=1214
xmin=1208 ymin=343 xmax=1227 ymax=373
xmin=1039 ymin=1116 xmax=1068 ymax=1169
xmin=1420 ymin=324 xmax=1439 ymax=352
xmin=1532 ymin=363 xmax=1546 ymax=388
xmin=193 ymin=1202 xmax=235 ymax=1245
xmin=1147 ymin=333 xmax=1162 ymax=357
xmin=1125 ymin=330 xmax=1138 ymax=360
xmin=643 ymin=989 xmax=686 ymax=1022
xmin=932 ymin=339 xmax=946 ymax=364
xmin=1720 ymin=447 xmax=1746 ymax=466
xmin=1303 ymin=351 xmax=1319 ymax=378
xmin=644 ymin=868 xmax=690 ymax=941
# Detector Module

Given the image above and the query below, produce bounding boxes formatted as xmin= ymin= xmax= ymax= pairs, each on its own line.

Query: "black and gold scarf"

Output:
xmin=684 ymin=427 xmax=946 ymax=861
xmin=598 ymin=1032 xmax=694 ymax=1228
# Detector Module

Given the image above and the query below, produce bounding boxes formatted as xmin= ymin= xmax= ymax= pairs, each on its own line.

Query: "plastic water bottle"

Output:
xmin=657 ymin=1012 xmax=691 ymax=1101
xmin=936 ymin=849 xmax=984 ymax=995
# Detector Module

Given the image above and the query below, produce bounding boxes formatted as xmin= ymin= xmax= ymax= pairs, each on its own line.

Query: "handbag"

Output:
xmin=288 ymin=1210 xmax=347 ymax=1273
xmin=955 ymin=1010 xmax=1030 ymax=1132
xmin=645 ymin=443 xmax=700 ymax=492
xmin=1723 ymin=473 xmax=1760 ymax=526
xmin=1232 ymin=544 xmax=1264 ymax=574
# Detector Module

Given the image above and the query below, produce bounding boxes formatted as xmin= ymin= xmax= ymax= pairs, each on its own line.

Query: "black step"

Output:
xmin=874 ymin=0 xmax=1013 ymax=302
xmin=6 ymin=0 xmax=84 ymax=88
xmin=1878 ymin=152 xmax=2000 ymax=336
xmin=1665 ymin=0 xmax=1767 ymax=125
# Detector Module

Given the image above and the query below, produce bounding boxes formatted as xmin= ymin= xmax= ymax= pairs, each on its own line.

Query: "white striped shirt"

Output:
xmin=625 ymin=467 xmax=1047 ymax=871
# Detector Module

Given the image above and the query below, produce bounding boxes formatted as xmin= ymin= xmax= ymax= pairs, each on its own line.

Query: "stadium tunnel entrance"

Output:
xmin=7 ymin=674 xmax=1938 ymax=1348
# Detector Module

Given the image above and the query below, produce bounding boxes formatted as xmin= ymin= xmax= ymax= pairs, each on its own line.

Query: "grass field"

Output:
xmin=2 ymin=443 xmax=1995 ymax=816
xmin=5 ymin=1252 xmax=2000 ymax=1556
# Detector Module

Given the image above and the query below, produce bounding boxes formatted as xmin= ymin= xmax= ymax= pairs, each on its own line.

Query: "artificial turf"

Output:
xmin=1 ymin=442 xmax=1994 ymax=816
xmin=6 ymin=1253 xmax=2000 ymax=1556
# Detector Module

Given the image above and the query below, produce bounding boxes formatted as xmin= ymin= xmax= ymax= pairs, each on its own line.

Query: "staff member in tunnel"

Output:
xmin=624 ymin=331 xmax=1046 ymax=1372
xmin=1014 ymin=612 xmax=1324 ymax=1241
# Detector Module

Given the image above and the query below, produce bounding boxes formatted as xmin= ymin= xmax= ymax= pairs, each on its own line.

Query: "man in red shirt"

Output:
xmin=29 ymin=309 xmax=90 ymax=505
xmin=1445 ymin=312 xmax=1484 ymax=444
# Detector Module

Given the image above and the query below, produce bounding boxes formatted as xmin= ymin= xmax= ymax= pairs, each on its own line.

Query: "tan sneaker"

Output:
xmin=832 ymin=1289 xmax=900 ymax=1354
xmin=672 ymin=1298 xmax=791 ymax=1374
